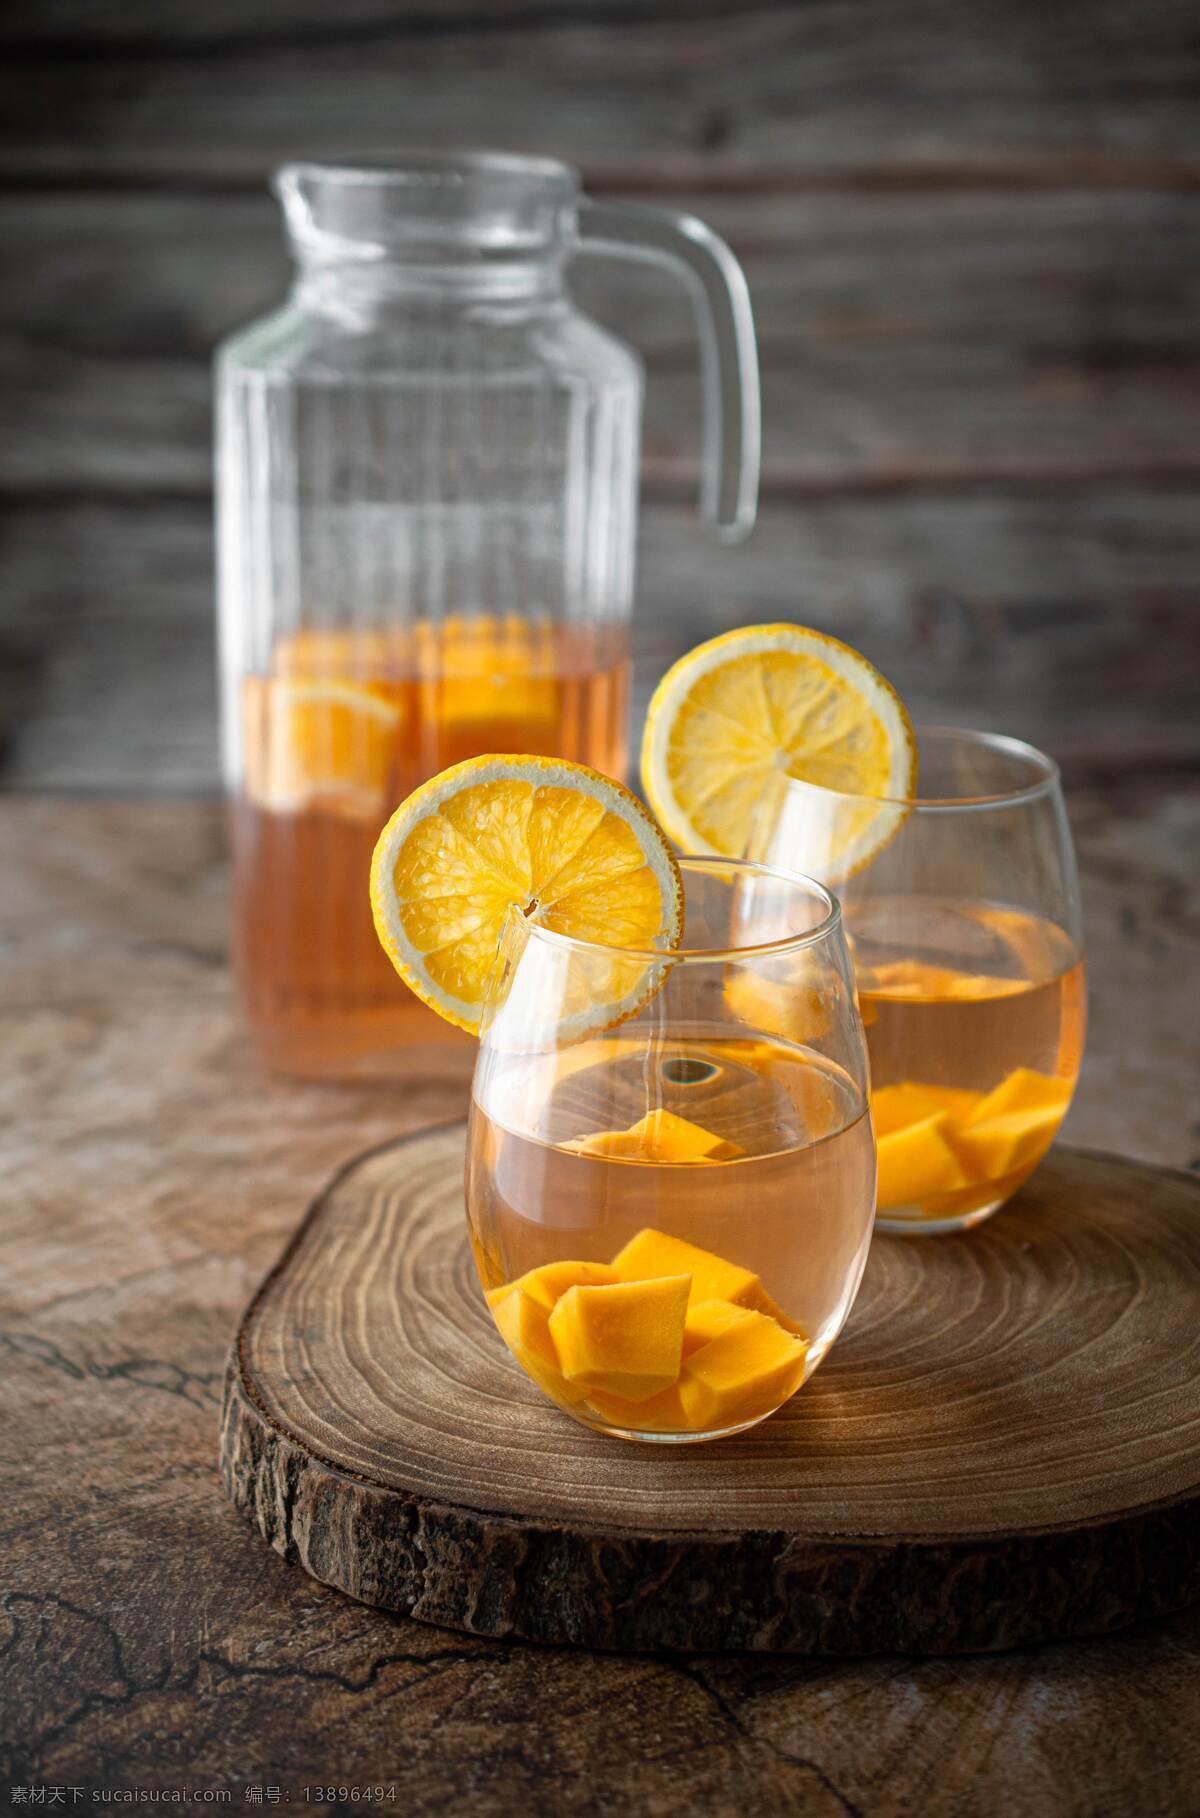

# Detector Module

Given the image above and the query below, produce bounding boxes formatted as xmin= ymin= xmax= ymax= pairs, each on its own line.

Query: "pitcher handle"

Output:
xmin=576 ymin=198 xmax=761 ymax=543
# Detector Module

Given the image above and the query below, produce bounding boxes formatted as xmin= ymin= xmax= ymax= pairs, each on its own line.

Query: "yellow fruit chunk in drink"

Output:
xmin=568 ymin=1131 xmax=658 ymax=1161
xmin=611 ymin=1228 xmax=760 ymax=1309
xmin=860 ymin=960 xmax=1026 ymax=1003
xmin=492 ymin=1287 xmax=588 ymax=1406
xmin=723 ymin=967 xmax=831 ymax=1046
xmin=871 ymin=1081 xmax=983 ymax=1139
xmin=966 ymin=1067 xmax=1073 ymax=1125
xmin=584 ymin=1383 xmax=692 ymax=1431
xmin=748 ymin=1284 xmax=808 ymax=1337
xmin=628 ymin=1108 xmax=741 ymax=1160
xmin=548 ymin=1275 xmax=691 ymax=1402
xmin=485 ymin=1259 xmax=619 ymax=1312
xmin=677 ymin=1311 xmax=808 ymax=1429
xmin=682 ymin=1297 xmax=759 ymax=1357
xmin=952 ymin=1105 xmax=1065 ymax=1182
xmin=875 ymin=1112 xmax=970 ymax=1209
xmin=574 ymin=1108 xmax=740 ymax=1164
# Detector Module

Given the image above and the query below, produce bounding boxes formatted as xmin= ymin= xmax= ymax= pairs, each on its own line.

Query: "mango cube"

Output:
xmin=574 ymin=1108 xmax=739 ymax=1163
xmin=681 ymin=1297 xmax=758 ymax=1357
xmin=952 ymin=1105 xmax=1064 ymax=1181
xmin=492 ymin=1288 xmax=588 ymax=1406
xmin=966 ymin=1068 xmax=1073 ymax=1125
xmin=875 ymin=1112 xmax=970 ymax=1209
xmin=862 ymin=960 xmax=1014 ymax=1002
xmin=723 ymin=967 xmax=831 ymax=1045
xmin=571 ymin=1130 xmax=657 ymax=1160
xmin=746 ymin=1283 xmax=807 ymax=1338
xmin=549 ymin=1274 xmax=691 ymax=1402
xmin=677 ymin=1311 xmax=808 ymax=1430
xmin=584 ymin=1383 xmax=692 ymax=1432
xmin=630 ymin=1108 xmax=739 ymax=1160
xmin=871 ymin=1081 xmax=982 ymax=1139
xmin=611 ymin=1228 xmax=761 ymax=1309
xmin=487 ymin=1259 xmax=619 ymax=1312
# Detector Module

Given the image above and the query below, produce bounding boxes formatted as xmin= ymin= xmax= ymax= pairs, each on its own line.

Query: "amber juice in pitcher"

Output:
xmin=231 ymin=618 xmax=628 ymax=1075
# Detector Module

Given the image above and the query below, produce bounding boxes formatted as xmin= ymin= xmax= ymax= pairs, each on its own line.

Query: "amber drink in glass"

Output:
xmin=752 ymin=729 xmax=1086 ymax=1234
xmin=466 ymin=858 xmax=876 ymax=1442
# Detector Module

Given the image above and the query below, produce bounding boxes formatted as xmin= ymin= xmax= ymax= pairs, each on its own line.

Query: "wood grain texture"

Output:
xmin=2 ymin=1 xmax=1198 ymax=186
xmin=221 ymin=1124 xmax=1200 ymax=1655
xmin=3 ymin=0 xmax=1200 ymax=1798
xmin=2 ymin=796 xmax=1199 ymax=1811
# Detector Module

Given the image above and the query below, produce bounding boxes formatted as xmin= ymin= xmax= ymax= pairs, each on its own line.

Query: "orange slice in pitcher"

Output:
xmin=640 ymin=623 xmax=915 ymax=876
xmin=243 ymin=675 xmax=406 ymax=818
xmin=370 ymin=754 xmax=683 ymax=1036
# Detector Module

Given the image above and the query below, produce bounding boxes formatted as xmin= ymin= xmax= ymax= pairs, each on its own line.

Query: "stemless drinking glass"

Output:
xmin=750 ymin=728 xmax=1087 ymax=1236
xmin=466 ymin=857 xmax=876 ymax=1443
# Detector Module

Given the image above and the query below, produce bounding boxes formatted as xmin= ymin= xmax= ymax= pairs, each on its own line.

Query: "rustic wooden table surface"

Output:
xmin=2 ymin=787 xmax=1198 ymax=1814
xmin=2 ymin=2 xmax=1199 ymax=1810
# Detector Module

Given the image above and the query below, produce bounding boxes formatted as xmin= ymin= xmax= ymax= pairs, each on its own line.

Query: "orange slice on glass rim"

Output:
xmin=369 ymin=754 xmax=683 ymax=1037
xmin=640 ymin=623 xmax=916 ymax=878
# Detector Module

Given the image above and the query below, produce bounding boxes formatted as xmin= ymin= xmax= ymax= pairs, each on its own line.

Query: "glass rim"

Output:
xmin=778 ymin=725 xmax=1061 ymax=812
xmin=273 ymin=151 xmax=579 ymax=199
xmin=515 ymin=854 xmax=842 ymax=966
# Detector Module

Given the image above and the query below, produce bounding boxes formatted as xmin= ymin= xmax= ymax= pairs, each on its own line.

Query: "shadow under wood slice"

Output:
xmin=218 ymin=1124 xmax=1200 ymax=1655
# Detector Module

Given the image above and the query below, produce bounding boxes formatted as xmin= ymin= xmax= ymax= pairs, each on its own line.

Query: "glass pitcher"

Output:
xmin=215 ymin=153 xmax=760 ymax=1078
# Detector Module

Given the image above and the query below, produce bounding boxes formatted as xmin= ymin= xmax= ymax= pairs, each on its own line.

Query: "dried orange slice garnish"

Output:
xmin=640 ymin=623 xmax=915 ymax=877
xmin=369 ymin=754 xmax=683 ymax=1036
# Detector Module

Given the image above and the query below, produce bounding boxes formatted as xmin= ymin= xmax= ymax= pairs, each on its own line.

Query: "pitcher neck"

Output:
xmin=292 ymin=256 xmax=568 ymax=313
xmin=276 ymin=154 xmax=578 ymax=309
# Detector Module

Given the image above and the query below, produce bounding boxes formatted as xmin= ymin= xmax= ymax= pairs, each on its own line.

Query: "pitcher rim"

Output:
xmin=273 ymin=151 xmax=580 ymax=200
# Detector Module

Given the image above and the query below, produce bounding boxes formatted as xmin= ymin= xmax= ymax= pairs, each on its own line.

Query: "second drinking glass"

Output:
xmin=466 ymin=858 xmax=876 ymax=1442
xmin=750 ymin=728 xmax=1086 ymax=1235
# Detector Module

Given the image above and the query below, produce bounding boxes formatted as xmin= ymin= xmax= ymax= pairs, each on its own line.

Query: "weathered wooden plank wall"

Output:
xmin=0 ymin=0 xmax=1197 ymax=788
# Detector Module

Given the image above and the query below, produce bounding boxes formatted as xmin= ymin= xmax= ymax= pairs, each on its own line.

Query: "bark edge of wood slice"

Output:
xmin=220 ymin=1123 xmax=1200 ymax=1655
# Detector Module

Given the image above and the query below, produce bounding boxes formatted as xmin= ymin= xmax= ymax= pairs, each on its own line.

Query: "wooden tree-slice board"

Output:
xmin=220 ymin=1125 xmax=1200 ymax=1655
